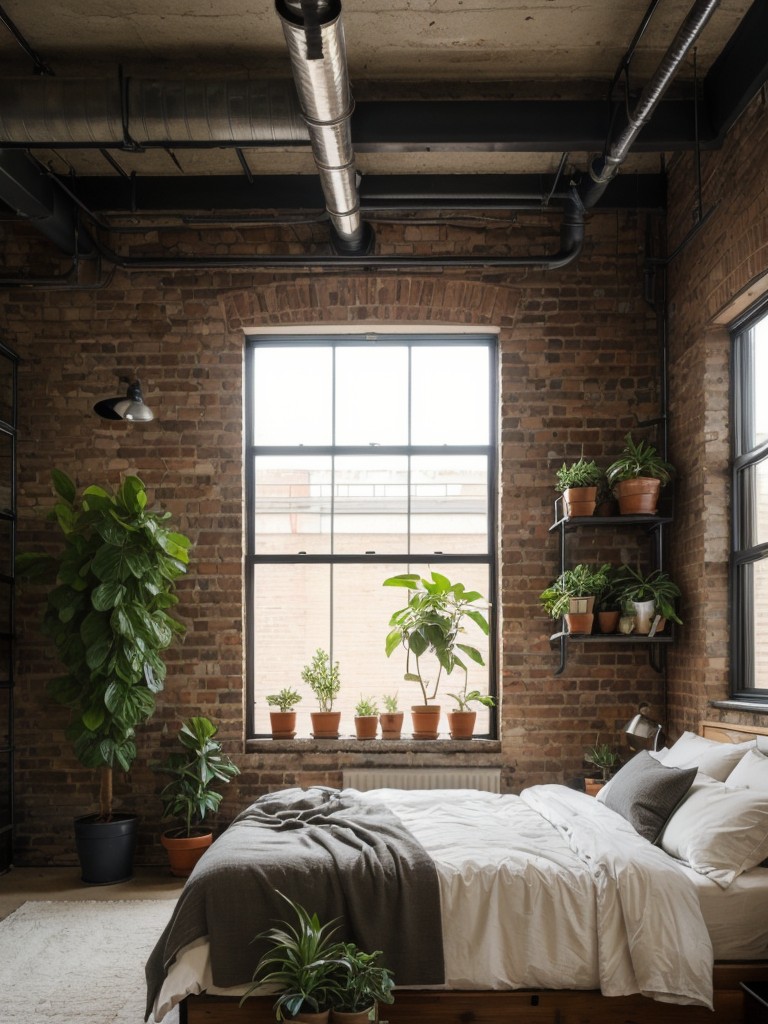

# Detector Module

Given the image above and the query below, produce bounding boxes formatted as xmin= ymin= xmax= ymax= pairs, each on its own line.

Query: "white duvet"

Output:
xmin=152 ymin=784 xmax=714 ymax=1020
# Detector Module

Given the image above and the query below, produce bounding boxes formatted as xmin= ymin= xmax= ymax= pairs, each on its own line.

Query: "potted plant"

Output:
xmin=240 ymin=892 xmax=347 ymax=1022
xmin=379 ymin=693 xmax=403 ymax=740
xmin=331 ymin=942 xmax=395 ymax=1023
xmin=583 ymin=739 xmax=620 ymax=794
xmin=301 ymin=648 xmax=341 ymax=738
xmin=445 ymin=678 xmax=495 ymax=740
xmin=555 ymin=456 xmax=603 ymax=518
xmin=594 ymin=566 xmax=623 ymax=633
xmin=383 ymin=571 xmax=490 ymax=741
xmin=266 ymin=687 xmax=303 ymax=739
xmin=154 ymin=716 xmax=240 ymax=877
xmin=353 ymin=696 xmax=379 ymax=740
xmin=616 ymin=564 xmax=682 ymax=635
xmin=539 ymin=563 xmax=611 ymax=635
xmin=605 ymin=433 xmax=675 ymax=515
xmin=16 ymin=471 xmax=191 ymax=884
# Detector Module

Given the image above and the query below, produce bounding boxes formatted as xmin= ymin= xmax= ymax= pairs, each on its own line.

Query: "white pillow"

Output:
xmin=659 ymin=775 xmax=768 ymax=887
xmin=727 ymin=747 xmax=768 ymax=791
xmin=663 ymin=731 xmax=755 ymax=781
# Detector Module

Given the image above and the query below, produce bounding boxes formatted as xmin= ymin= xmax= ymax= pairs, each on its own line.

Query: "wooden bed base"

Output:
xmin=177 ymin=719 xmax=768 ymax=1024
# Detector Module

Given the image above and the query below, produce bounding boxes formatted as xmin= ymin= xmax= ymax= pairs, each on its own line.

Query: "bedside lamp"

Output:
xmin=624 ymin=703 xmax=664 ymax=752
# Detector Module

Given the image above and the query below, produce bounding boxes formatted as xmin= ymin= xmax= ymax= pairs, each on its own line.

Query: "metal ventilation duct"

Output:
xmin=275 ymin=0 xmax=372 ymax=255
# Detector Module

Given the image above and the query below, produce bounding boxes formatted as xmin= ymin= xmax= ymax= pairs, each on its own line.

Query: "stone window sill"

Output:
xmin=246 ymin=736 xmax=502 ymax=756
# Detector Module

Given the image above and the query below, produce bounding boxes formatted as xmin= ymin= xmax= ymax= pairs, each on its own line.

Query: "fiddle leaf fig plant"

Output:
xmin=17 ymin=470 xmax=191 ymax=820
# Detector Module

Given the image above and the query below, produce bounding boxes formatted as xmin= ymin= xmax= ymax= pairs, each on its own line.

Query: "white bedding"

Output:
xmin=152 ymin=785 xmax=720 ymax=1020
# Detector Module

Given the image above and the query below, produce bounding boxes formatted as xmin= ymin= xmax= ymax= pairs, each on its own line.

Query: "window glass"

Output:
xmin=333 ymin=455 xmax=408 ymax=554
xmin=252 ymin=346 xmax=332 ymax=445
xmin=411 ymin=346 xmax=489 ymax=445
xmin=253 ymin=455 xmax=332 ymax=555
xmin=335 ymin=346 xmax=408 ymax=446
xmin=411 ymin=455 xmax=488 ymax=554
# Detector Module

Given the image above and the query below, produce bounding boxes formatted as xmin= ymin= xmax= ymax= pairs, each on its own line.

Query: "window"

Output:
xmin=245 ymin=333 xmax=497 ymax=737
xmin=731 ymin=300 xmax=768 ymax=702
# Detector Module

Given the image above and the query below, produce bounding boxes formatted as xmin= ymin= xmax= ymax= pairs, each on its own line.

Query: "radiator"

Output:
xmin=342 ymin=767 xmax=501 ymax=793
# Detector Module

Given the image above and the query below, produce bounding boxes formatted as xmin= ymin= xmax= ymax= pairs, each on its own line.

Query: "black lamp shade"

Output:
xmin=94 ymin=380 xmax=154 ymax=421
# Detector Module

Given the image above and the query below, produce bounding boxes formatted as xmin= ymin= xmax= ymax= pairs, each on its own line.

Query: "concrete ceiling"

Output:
xmin=0 ymin=0 xmax=765 ymax=224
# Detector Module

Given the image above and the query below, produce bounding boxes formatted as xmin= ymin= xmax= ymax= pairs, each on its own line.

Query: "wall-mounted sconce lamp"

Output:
xmin=94 ymin=377 xmax=154 ymax=422
xmin=624 ymin=702 xmax=664 ymax=752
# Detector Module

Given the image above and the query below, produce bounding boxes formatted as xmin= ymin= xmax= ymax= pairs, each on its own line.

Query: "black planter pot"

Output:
xmin=74 ymin=812 xmax=138 ymax=885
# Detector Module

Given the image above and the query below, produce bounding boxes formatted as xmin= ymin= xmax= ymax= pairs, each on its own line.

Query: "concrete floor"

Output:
xmin=0 ymin=865 xmax=184 ymax=922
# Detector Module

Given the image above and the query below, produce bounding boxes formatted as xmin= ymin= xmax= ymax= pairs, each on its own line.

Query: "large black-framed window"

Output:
xmin=730 ymin=298 xmax=768 ymax=703
xmin=245 ymin=332 xmax=498 ymax=738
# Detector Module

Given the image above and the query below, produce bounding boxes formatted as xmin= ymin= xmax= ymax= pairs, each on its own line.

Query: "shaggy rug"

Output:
xmin=0 ymin=899 xmax=180 ymax=1023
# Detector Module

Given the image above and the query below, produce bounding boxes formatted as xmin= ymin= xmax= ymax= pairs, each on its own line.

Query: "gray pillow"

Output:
xmin=603 ymin=750 xmax=697 ymax=843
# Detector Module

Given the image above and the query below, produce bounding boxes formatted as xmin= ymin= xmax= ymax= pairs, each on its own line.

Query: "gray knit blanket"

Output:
xmin=145 ymin=786 xmax=445 ymax=1017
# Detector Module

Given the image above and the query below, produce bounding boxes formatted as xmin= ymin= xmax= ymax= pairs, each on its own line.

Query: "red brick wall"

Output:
xmin=664 ymin=89 xmax=768 ymax=733
xmin=0 ymin=205 xmax=677 ymax=865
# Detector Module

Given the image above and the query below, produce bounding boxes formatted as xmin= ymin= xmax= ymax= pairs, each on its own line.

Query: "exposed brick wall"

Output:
xmin=665 ymin=88 xmax=768 ymax=733
xmin=0 ymin=204 xmax=680 ymax=865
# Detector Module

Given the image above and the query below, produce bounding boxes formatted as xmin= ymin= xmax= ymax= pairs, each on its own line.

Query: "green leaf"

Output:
xmin=119 ymin=475 xmax=147 ymax=513
xmin=91 ymin=580 xmax=125 ymax=611
xmin=456 ymin=642 xmax=485 ymax=666
xmin=382 ymin=574 xmax=421 ymax=588
xmin=91 ymin=543 xmax=128 ymax=583
xmin=464 ymin=608 xmax=490 ymax=634
xmin=51 ymin=469 xmax=76 ymax=504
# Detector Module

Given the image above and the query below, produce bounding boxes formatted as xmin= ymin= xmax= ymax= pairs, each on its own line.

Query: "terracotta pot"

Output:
xmin=447 ymin=709 xmax=477 ymax=739
xmin=310 ymin=711 xmax=341 ymax=739
xmin=563 ymin=486 xmax=597 ymax=517
xmin=290 ymin=1011 xmax=331 ymax=1023
xmin=379 ymin=711 xmax=404 ymax=739
xmin=354 ymin=715 xmax=378 ymax=740
xmin=269 ymin=710 xmax=297 ymax=739
xmin=584 ymin=779 xmax=605 ymax=797
xmin=564 ymin=612 xmax=594 ymax=634
xmin=330 ymin=1008 xmax=376 ymax=1023
xmin=597 ymin=610 xmax=620 ymax=633
xmin=160 ymin=829 xmax=213 ymax=878
xmin=614 ymin=477 xmax=661 ymax=515
xmin=410 ymin=704 xmax=441 ymax=740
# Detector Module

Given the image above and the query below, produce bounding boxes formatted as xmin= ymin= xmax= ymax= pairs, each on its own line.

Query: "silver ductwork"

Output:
xmin=275 ymin=0 xmax=372 ymax=254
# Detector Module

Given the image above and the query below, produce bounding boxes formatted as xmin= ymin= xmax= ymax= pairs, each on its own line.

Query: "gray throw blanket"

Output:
xmin=145 ymin=787 xmax=445 ymax=1017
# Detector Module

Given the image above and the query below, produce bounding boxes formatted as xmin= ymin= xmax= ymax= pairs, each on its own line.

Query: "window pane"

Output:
xmin=755 ymin=318 xmax=768 ymax=447
xmin=333 ymin=456 xmax=408 ymax=554
xmin=335 ymin=346 xmax=408 ymax=445
xmin=254 ymin=455 xmax=332 ymax=554
xmin=737 ymin=461 xmax=768 ymax=549
xmin=252 ymin=563 xmax=330 ymax=735
xmin=252 ymin=347 xmax=332 ymax=445
xmin=411 ymin=455 xmax=488 ymax=554
xmin=412 ymin=346 xmax=489 ymax=445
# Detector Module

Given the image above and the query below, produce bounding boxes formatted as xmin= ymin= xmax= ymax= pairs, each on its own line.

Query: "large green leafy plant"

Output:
xmin=17 ymin=470 xmax=191 ymax=820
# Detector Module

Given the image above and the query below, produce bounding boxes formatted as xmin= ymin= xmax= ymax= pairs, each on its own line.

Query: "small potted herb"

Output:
xmin=354 ymin=696 xmax=379 ymax=740
xmin=266 ymin=687 xmax=303 ymax=739
xmin=379 ymin=693 xmax=404 ymax=740
xmin=539 ymin=563 xmax=612 ymax=635
xmin=445 ymin=679 xmax=495 ymax=740
xmin=555 ymin=455 xmax=603 ymax=518
xmin=584 ymin=739 xmax=620 ymax=794
xmin=331 ymin=942 xmax=395 ymax=1022
xmin=301 ymin=648 xmax=342 ymax=738
xmin=606 ymin=433 xmax=675 ymax=515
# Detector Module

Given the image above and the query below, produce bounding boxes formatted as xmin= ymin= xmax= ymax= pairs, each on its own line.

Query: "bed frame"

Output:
xmin=178 ymin=719 xmax=768 ymax=1024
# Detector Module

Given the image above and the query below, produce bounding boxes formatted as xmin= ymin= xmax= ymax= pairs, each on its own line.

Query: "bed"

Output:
xmin=146 ymin=720 xmax=768 ymax=1024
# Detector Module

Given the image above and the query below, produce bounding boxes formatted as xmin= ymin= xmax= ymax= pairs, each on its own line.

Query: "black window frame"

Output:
xmin=244 ymin=331 xmax=499 ymax=739
xmin=730 ymin=295 xmax=768 ymax=704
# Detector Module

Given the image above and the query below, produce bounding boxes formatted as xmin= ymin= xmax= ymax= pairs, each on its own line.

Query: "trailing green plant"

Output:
xmin=301 ymin=648 xmax=341 ymax=712
xmin=584 ymin=739 xmax=620 ymax=781
xmin=355 ymin=695 xmax=379 ymax=717
xmin=16 ymin=470 xmax=191 ymax=820
xmin=333 ymin=941 xmax=395 ymax=1014
xmin=606 ymin=433 xmax=675 ymax=486
xmin=266 ymin=687 xmax=303 ymax=713
xmin=154 ymin=716 xmax=240 ymax=838
xmin=555 ymin=456 xmax=603 ymax=492
xmin=381 ymin=692 xmax=399 ymax=713
xmin=239 ymin=892 xmax=347 ymax=1020
xmin=616 ymin=564 xmax=683 ymax=624
xmin=383 ymin=571 xmax=490 ymax=706
xmin=539 ymin=563 xmax=612 ymax=620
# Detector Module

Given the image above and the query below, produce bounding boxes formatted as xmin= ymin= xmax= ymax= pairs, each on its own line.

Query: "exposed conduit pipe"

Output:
xmin=275 ymin=0 xmax=373 ymax=255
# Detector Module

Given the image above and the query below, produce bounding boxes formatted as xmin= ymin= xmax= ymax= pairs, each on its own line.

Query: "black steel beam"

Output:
xmin=58 ymin=172 xmax=665 ymax=213
xmin=704 ymin=0 xmax=768 ymax=141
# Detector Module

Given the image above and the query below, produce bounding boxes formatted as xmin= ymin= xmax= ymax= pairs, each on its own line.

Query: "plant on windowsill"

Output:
xmin=266 ymin=687 xmax=303 ymax=740
xmin=16 ymin=470 xmax=191 ymax=885
xmin=555 ymin=455 xmax=603 ymax=518
xmin=539 ymin=563 xmax=612 ymax=635
xmin=445 ymin=676 xmax=495 ymax=740
xmin=615 ymin=564 xmax=682 ymax=635
xmin=379 ymin=692 xmax=404 ymax=740
xmin=605 ymin=433 xmax=675 ymax=515
xmin=354 ymin=696 xmax=379 ymax=740
xmin=383 ymin=570 xmax=490 ymax=741
xmin=302 ymin=648 xmax=342 ymax=739
xmin=153 ymin=716 xmax=240 ymax=877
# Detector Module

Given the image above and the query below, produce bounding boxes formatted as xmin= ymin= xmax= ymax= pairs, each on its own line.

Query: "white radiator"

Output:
xmin=342 ymin=767 xmax=501 ymax=793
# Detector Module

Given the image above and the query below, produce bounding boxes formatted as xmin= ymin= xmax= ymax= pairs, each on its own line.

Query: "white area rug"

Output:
xmin=0 ymin=899 xmax=179 ymax=1024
